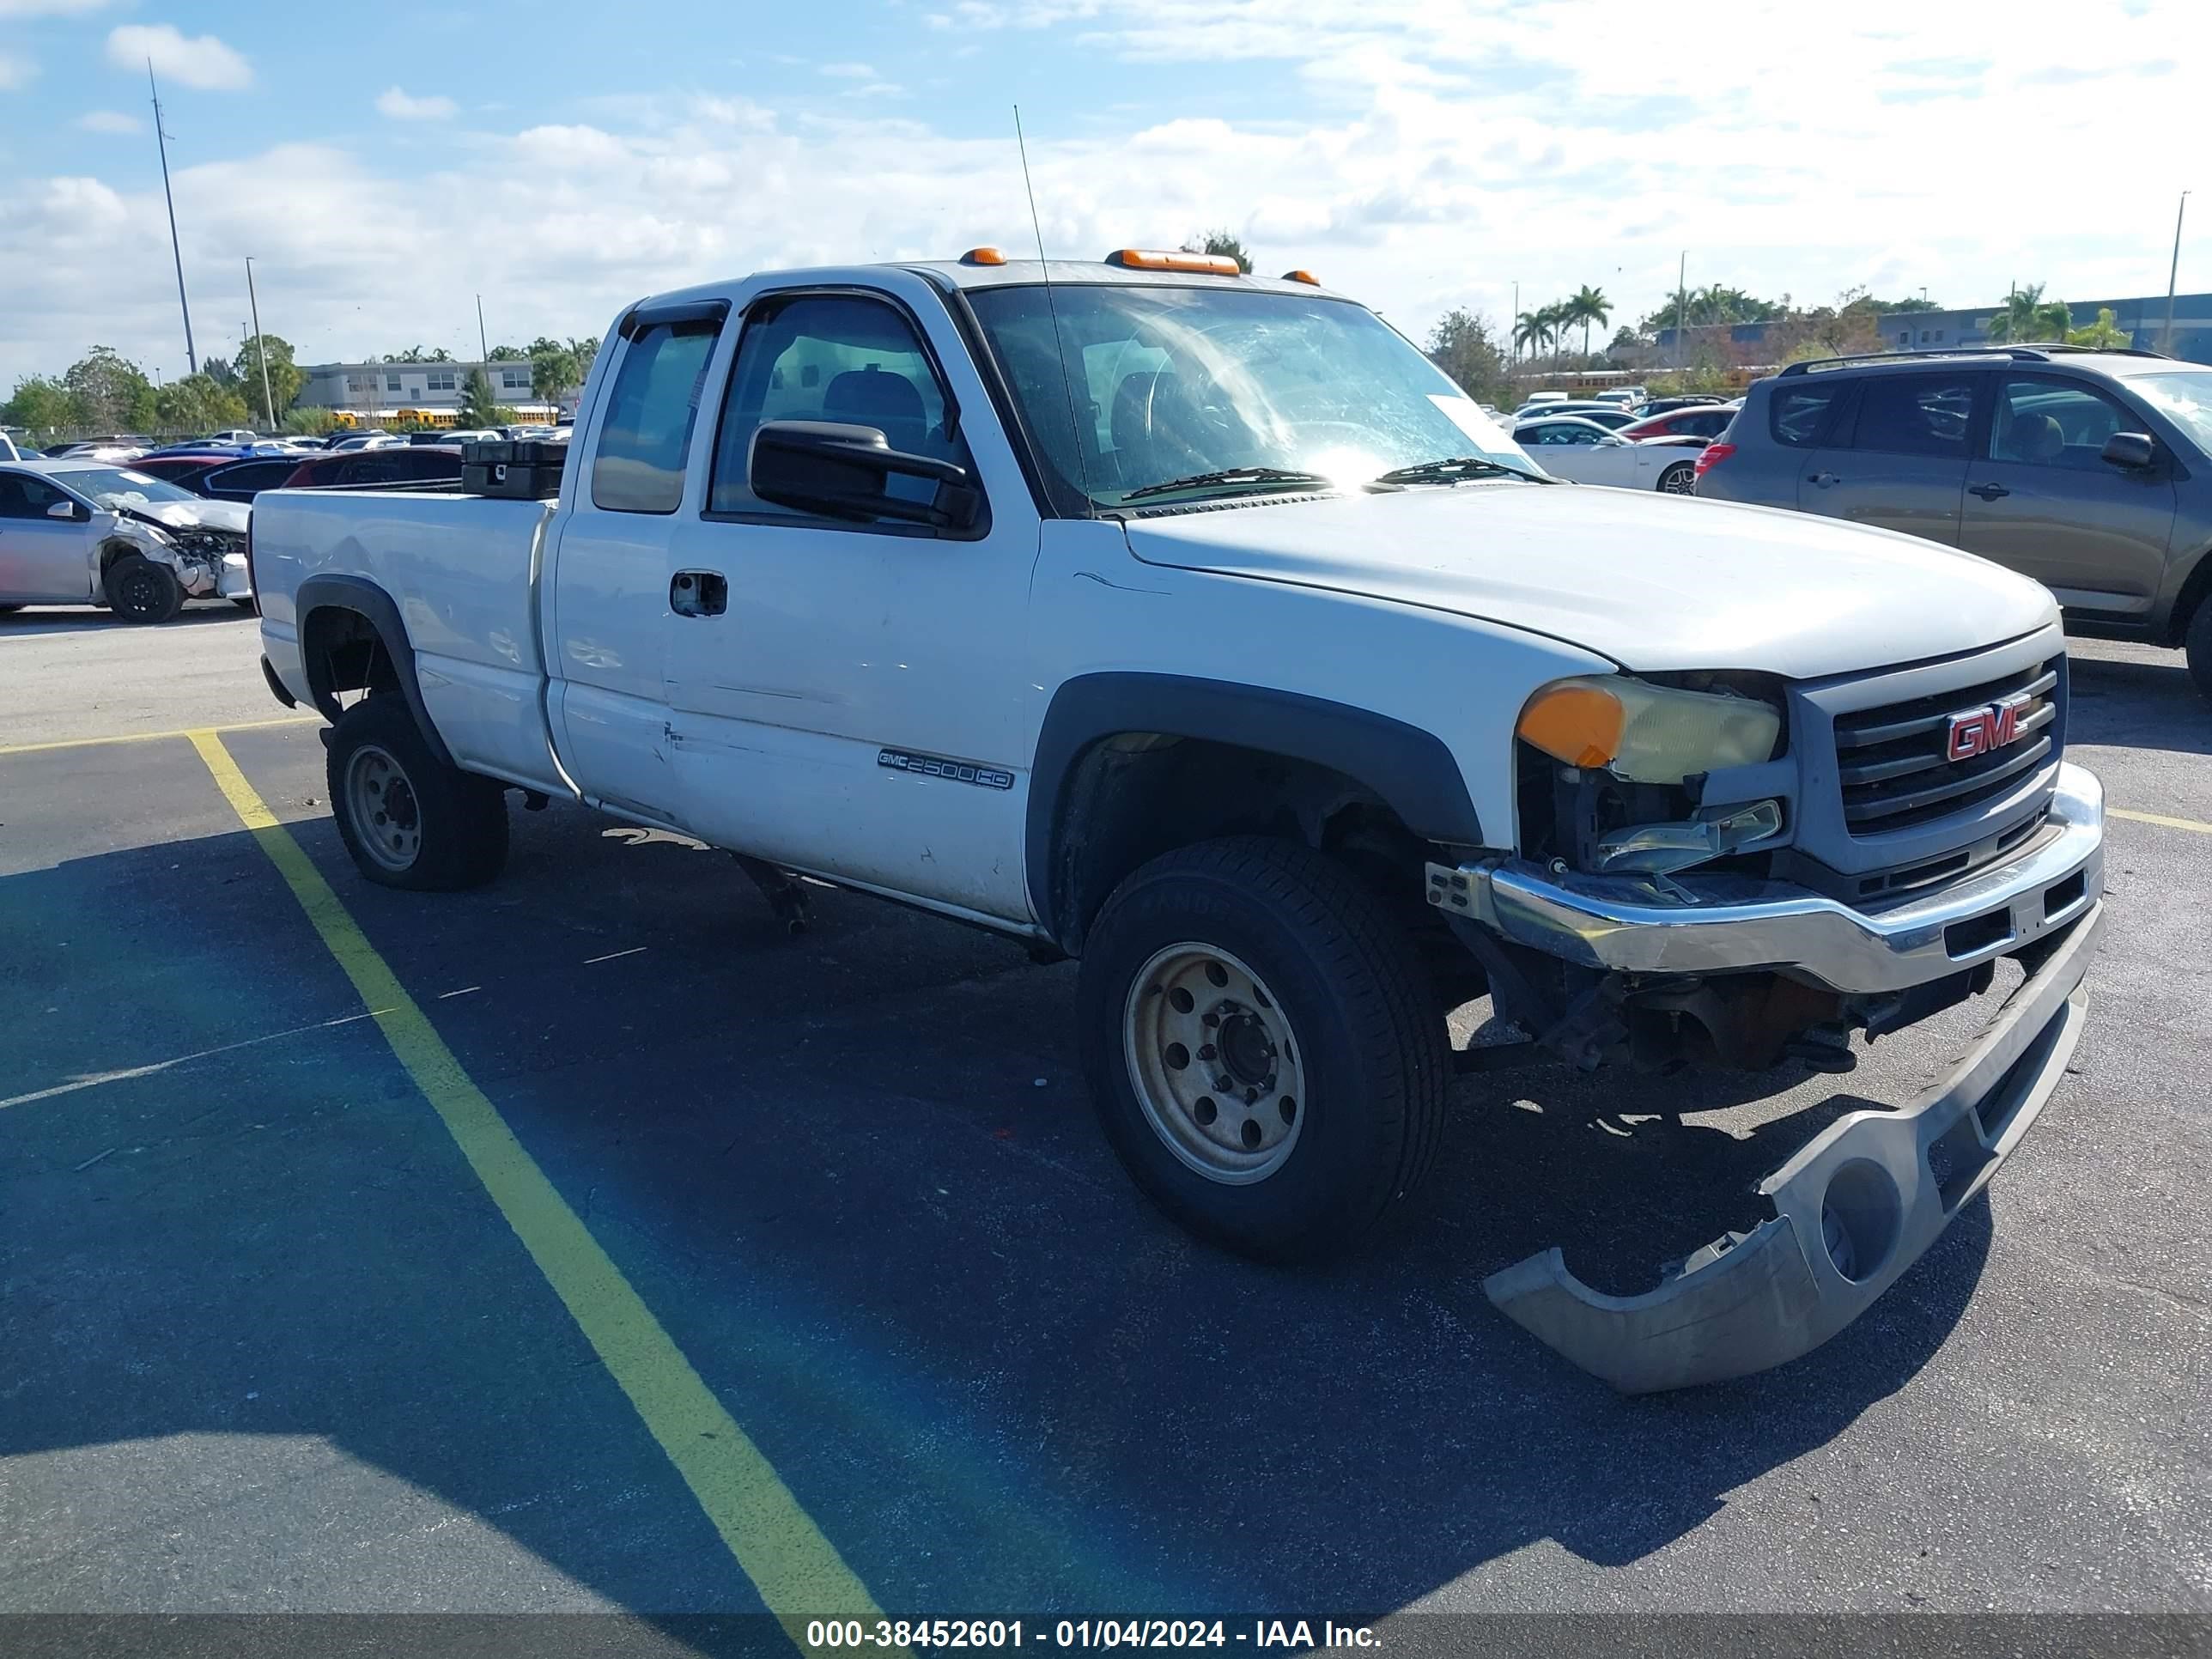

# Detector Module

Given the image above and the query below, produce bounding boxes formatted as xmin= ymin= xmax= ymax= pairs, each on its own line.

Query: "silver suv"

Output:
xmin=1695 ymin=345 xmax=2212 ymax=699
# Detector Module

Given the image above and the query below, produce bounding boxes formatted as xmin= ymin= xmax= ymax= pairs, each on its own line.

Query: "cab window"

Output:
xmin=592 ymin=319 xmax=721 ymax=514
xmin=708 ymin=294 xmax=969 ymax=520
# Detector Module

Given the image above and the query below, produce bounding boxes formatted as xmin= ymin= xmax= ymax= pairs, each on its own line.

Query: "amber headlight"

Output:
xmin=1517 ymin=676 xmax=1781 ymax=785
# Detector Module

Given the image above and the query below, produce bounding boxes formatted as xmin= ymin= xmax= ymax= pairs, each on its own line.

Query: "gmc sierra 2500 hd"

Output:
xmin=249 ymin=249 xmax=2106 ymax=1391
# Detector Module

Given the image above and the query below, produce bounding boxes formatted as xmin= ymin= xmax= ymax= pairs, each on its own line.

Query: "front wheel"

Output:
xmin=2186 ymin=598 xmax=2212 ymax=703
xmin=326 ymin=695 xmax=509 ymax=890
xmin=1078 ymin=836 xmax=1449 ymax=1262
xmin=1657 ymin=460 xmax=1697 ymax=495
xmin=105 ymin=555 xmax=184 ymax=623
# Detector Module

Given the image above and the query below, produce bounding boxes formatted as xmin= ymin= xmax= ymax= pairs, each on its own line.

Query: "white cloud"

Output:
xmin=375 ymin=86 xmax=458 ymax=121
xmin=105 ymin=24 xmax=251 ymax=92
xmin=0 ymin=51 xmax=32 ymax=90
xmin=7 ymin=1 xmax=2212 ymax=386
xmin=819 ymin=61 xmax=877 ymax=77
xmin=76 ymin=108 xmax=143 ymax=134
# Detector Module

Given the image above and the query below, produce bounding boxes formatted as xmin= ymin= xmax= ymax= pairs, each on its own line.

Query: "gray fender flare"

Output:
xmin=1024 ymin=671 xmax=1485 ymax=945
xmin=295 ymin=573 xmax=456 ymax=770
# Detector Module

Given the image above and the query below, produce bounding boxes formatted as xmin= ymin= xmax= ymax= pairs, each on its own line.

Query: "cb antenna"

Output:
xmin=1013 ymin=105 xmax=1093 ymax=515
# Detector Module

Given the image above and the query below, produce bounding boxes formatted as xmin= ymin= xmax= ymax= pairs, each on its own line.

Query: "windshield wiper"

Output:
xmin=1373 ymin=455 xmax=1552 ymax=487
xmin=1121 ymin=466 xmax=1335 ymax=503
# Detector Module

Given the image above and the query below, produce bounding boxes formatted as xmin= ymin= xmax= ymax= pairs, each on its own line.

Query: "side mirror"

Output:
xmin=46 ymin=498 xmax=79 ymax=520
xmin=2100 ymin=431 xmax=2155 ymax=470
xmin=748 ymin=421 xmax=981 ymax=531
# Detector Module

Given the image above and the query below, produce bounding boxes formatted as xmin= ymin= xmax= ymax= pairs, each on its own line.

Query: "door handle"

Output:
xmin=671 ymin=570 xmax=727 ymax=617
xmin=1967 ymin=483 xmax=2011 ymax=501
xmin=1807 ymin=471 xmax=1840 ymax=487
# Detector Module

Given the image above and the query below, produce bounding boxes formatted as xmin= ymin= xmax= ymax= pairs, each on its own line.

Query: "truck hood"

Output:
xmin=1121 ymin=483 xmax=2059 ymax=678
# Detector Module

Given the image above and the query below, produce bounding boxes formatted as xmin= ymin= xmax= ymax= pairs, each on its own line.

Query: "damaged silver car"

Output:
xmin=0 ymin=458 xmax=253 ymax=623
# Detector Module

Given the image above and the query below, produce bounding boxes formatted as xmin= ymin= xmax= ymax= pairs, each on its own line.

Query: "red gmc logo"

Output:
xmin=1946 ymin=696 xmax=2031 ymax=761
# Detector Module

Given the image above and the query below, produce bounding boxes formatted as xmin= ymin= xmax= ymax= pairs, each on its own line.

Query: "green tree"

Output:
xmin=485 ymin=343 xmax=527 ymax=362
xmin=153 ymin=373 xmax=250 ymax=434
xmin=1565 ymin=285 xmax=1611 ymax=358
xmin=1513 ymin=308 xmax=1552 ymax=357
xmin=1425 ymin=308 xmax=1508 ymax=404
xmin=2 ymin=374 xmax=81 ymax=432
xmin=2067 ymin=307 xmax=2132 ymax=350
xmin=282 ymin=405 xmax=343 ymax=436
xmin=64 ymin=346 xmax=156 ymax=431
xmin=528 ymin=341 xmax=580 ymax=409
xmin=203 ymin=354 xmax=238 ymax=389
xmin=1983 ymin=283 xmax=2073 ymax=343
xmin=457 ymin=368 xmax=502 ymax=426
xmin=235 ymin=333 xmax=305 ymax=416
xmin=1181 ymin=229 xmax=1253 ymax=273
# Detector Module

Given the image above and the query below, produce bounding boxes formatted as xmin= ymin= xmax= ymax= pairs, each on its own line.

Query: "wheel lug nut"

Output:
xmin=1244 ymin=1087 xmax=1260 ymax=1104
xmin=1214 ymin=1077 xmax=1232 ymax=1092
xmin=1198 ymin=1044 xmax=1217 ymax=1061
xmin=1203 ymin=1012 xmax=1220 ymax=1028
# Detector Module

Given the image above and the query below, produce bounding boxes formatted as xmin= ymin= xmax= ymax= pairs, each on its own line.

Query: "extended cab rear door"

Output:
xmin=659 ymin=273 xmax=1041 ymax=922
xmin=546 ymin=301 xmax=730 ymax=826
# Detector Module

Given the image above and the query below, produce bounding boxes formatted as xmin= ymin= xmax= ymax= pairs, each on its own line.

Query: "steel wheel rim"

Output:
xmin=1124 ymin=942 xmax=1306 ymax=1185
xmin=117 ymin=568 xmax=161 ymax=614
xmin=1661 ymin=465 xmax=1695 ymax=494
xmin=346 ymin=743 xmax=422 ymax=872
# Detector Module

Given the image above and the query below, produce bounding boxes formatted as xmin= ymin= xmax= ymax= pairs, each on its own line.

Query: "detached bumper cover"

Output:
xmin=1485 ymin=899 xmax=2105 ymax=1393
xmin=1428 ymin=763 xmax=2103 ymax=995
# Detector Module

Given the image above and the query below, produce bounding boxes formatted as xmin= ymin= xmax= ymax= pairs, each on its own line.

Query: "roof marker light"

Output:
xmin=961 ymin=246 xmax=1008 ymax=265
xmin=1105 ymin=248 xmax=1243 ymax=276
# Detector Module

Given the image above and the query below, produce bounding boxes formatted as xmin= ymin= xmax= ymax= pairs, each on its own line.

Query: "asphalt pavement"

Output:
xmin=1 ymin=607 xmax=2207 ymax=1640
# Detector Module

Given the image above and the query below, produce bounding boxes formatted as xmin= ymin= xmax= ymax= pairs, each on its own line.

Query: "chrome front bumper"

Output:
xmin=1425 ymin=763 xmax=2104 ymax=995
xmin=1484 ymin=898 xmax=2103 ymax=1392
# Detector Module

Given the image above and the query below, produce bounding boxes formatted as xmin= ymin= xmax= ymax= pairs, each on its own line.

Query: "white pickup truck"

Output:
xmin=251 ymin=250 xmax=2106 ymax=1391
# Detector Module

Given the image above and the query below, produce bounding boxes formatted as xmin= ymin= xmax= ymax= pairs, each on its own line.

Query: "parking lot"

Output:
xmin=3 ymin=606 xmax=2209 ymax=1637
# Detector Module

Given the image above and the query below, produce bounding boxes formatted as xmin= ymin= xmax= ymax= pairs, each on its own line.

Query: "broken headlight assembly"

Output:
xmin=1515 ymin=676 xmax=1786 ymax=876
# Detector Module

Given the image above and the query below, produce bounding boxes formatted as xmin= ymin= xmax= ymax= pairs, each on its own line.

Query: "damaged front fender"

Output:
xmin=1485 ymin=900 xmax=2105 ymax=1394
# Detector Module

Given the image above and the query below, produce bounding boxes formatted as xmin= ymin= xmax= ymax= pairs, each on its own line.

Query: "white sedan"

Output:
xmin=1512 ymin=415 xmax=1705 ymax=495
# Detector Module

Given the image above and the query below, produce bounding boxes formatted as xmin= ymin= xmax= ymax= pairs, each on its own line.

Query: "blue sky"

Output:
xmin=0 ymin=0 xmax=2205 ymax=385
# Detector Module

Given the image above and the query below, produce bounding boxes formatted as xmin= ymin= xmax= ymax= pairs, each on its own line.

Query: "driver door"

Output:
xmin=0 ymin=470 xmax=94 ymax=604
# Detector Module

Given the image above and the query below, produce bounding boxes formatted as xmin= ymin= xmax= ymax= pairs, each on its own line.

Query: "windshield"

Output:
xmin=67 ymin=466 xmax=199 ymax=507
xmin=2127 ymin=370 xmax=2212 ymax=454
xmin=966 ymin=283 xmax=1532 ymax=508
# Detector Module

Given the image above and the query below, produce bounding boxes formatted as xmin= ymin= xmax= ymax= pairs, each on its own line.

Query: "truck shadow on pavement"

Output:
xmin=0 ymin=805 xmax=1996 ymax=1623
xmin=0 ymin=604 xmax=252 ymax=640
xmin=2069 ymin=653 xmax=2212 ymax=757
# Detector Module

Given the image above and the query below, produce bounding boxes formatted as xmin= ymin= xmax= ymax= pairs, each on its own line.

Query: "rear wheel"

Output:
xmin=326 ymin=695 xmax=508 ymax=890
xmin=2187 ymin=597 xmax=2212 ymax=703
xmin=1078 ymin=836 xmax=1449 ymax=1262
xmin=105 ymin=555 xmax=184 ymax=624
xmin=1657 ymin=460 xmax=1697 ymax=495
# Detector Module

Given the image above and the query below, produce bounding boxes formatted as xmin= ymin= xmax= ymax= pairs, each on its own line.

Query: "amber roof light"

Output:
xmin=1105 ymin=248 xmax=1244 ymax=276
xmin=1280 ymin=269 xmax=1321 ymax=286
xmin=960 ymin=246 xmax=1009 ymax=265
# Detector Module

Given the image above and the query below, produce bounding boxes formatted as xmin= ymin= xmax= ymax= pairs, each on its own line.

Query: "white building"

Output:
xmin=295 ymin=359 xmax=562 ymax=419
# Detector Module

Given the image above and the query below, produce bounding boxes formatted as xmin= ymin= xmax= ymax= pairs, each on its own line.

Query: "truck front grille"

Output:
xmin=1832 ymin=657 xmax=2061 ymax=834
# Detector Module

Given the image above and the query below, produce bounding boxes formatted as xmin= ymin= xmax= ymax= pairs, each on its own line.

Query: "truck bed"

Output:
xmin=254 ymin=489 xmax=566 ymax=792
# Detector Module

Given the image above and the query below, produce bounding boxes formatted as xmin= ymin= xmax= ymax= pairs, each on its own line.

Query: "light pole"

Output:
xmin=477 ymin=294 xmax=490 ymax=365
xmin=1510 ymin=279 xmax=1519 ymax=375
xmin=149 ymin=63 xmax=198 ymax=375
xmin=1674 ymin=251 xmax=1687 ymax=372
xmin=2163 ymin=190 xmax=2191 ymax=355
xmin=245 ymin=256 xmax=276 ymax=427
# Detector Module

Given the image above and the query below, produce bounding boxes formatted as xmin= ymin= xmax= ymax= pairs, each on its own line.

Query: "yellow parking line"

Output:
xmin=2110 ymin=806 xmax=2212 ymax=836
xmin=186 ymin=729 xmax=890 ymax=1647
xmin=0 ymin=714 xmax=319 ymax=758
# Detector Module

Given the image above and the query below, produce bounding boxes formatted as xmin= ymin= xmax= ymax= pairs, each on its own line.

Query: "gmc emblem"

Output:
xmin=1946 ymin=695 xmax=2033 ymax=761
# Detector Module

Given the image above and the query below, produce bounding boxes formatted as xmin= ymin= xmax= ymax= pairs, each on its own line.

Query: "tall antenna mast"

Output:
xmin=149 ymin=63 xmax=198 ymax=376
xmin=1013 ymin=105 xmax=1092 ymax=516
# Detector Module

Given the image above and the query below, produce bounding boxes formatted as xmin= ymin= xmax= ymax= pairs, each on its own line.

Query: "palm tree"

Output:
xmin=1568 ymin=284 xmax=1611 ymax=357
xmin=1984 ymin=283 xmax=2074 ymax=343
xmin=1514 ymin=309 xmax=1553 ymax=357
xmin=1538 ymin=301 xmax=1570 ymax=353
xmin=2066 ymin=307 xmax=2132 ymax=350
